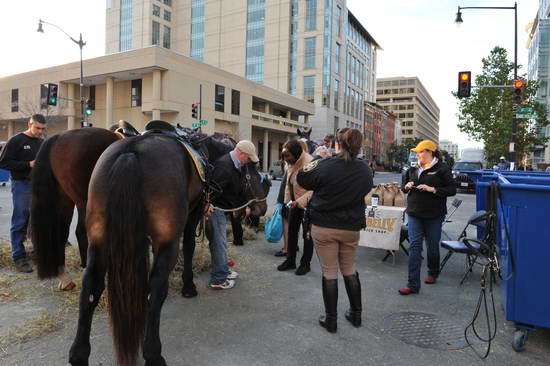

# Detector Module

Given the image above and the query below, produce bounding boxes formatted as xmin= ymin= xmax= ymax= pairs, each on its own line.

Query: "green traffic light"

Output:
xmin=85 ymin=109 xmax=93 ymax=116
xmin=50 ymin=98 xmax=56 ymax=103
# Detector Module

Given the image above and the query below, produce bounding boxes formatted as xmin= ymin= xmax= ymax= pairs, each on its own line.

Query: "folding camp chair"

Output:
xmin=439 ymin=210 xmax=491 ymax=285
xmin=441 ymin=198 xmax=463 ymax=240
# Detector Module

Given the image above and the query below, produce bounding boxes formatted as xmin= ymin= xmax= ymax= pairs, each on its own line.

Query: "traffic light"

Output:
xmin=513 ymin=80 xmax=524 ymax=104
xmin=47 ymin=83 xmax=58 ymax=106
xmin=85 ymin=98 xmax=94 ymax=116
xmin=457 ymin=71 xmax=471 ymax=98
xmin=191 ymin=103 xmax=199 ymax=119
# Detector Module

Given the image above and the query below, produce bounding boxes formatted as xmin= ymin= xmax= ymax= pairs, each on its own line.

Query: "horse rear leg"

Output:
xmin=69 ymin=244 xmax=107 ymax=366
xmin=143 ymin=243 xmax=177 ymax=366
xmin=181 ymin=207 xmax=202 ymax=298
xmin=75 ymin=206 xmax=88 ymax=268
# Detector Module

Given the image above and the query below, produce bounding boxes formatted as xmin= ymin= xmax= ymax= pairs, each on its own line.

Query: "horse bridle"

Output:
xmin=211 ymin=163 xmax=266 ymax=213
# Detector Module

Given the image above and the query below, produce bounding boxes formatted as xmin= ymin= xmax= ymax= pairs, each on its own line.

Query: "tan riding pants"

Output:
xmin=311 ymin=225 xmax=360 ymax=280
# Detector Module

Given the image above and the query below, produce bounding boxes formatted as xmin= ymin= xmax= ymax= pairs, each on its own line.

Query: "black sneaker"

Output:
xmin=274 ymin=250 xmax=287 ymax=257
xmin=15 ymin=261 xmax=33 ymax=273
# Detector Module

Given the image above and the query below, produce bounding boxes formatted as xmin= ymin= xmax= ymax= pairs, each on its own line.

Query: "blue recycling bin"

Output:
xmin=0 ymin=169 xmax=9 ymax=185
xmin=474 ymin=173 xmax=550 ymax=351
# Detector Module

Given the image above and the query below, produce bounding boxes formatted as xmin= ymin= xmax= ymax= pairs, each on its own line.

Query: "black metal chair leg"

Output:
xmin=440 ymin=251 xmax=453 ymax=272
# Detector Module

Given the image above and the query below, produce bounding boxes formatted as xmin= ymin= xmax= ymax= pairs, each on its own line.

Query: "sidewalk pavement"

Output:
xmin=0 ymin=181 xmax=549 ymax=365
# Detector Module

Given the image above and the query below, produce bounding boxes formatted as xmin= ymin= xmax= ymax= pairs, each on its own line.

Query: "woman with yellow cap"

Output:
xmin=399 ymin=140 xmax=456 ymax=295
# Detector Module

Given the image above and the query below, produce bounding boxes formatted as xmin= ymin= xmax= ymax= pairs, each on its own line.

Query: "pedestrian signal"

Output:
xmin=47 ymin=83 xmax=58 ymax=106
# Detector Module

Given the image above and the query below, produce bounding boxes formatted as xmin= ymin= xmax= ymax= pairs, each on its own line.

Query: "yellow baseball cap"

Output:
xmin=411 ymin=140 xmax=437 ymax=152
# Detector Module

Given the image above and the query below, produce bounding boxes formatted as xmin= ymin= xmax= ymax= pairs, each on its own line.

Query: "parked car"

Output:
xmin=452 ymin=161 xmax=483 ymax=190
xmin=269 ymin=161 xmax=284 ymax=180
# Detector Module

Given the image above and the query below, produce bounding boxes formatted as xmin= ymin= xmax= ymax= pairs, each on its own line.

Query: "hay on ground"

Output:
xmin=0 ymin=311 xmax=62 ymax=347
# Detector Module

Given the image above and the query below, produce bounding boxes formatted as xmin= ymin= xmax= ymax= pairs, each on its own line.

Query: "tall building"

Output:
xmin=439 ymin=139 xmax=459 ymax=160
xmin=527 ymin=0 xmax=550 ymax=168
xmin=375 ymin=76 xmax=440 ymax=144
xmin=105 ymin=0 xmax=381 ymax=140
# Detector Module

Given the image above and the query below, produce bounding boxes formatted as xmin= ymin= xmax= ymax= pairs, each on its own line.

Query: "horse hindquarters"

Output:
xmin=31 ymin=134 xmax=73 ymax=279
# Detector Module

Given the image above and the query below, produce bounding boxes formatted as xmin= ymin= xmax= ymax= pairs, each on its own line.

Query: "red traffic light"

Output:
xmin=192 ymin=103 xmax=198 ymax=108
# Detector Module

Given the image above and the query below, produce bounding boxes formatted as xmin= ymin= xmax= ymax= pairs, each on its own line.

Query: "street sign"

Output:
xmin=200 ymin=119 xmax=208 ymax=125
xmin=515 ymin=113 xmax=537 ymax=119
xmin=192 ymin=123 xmax=200 ymax=128
xmin=517 ymin=107 xmax=533 ymax=113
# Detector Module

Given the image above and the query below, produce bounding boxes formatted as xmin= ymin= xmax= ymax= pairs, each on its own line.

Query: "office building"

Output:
xmin=376 ymin=76 xmax=439 ymax=144
xmin=527 ymin=0 xmax=550 ymax=168
xmin=105 ymin=0 xmax=381 ymax=140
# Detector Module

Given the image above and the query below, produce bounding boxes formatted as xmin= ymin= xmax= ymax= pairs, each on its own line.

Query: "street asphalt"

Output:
xmin=0 ymin=172 xmax=549 ymax=365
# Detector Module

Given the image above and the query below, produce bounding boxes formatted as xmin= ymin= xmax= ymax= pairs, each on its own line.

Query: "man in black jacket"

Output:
xmin=206 ymin=140 xmax=259 ymax=290
xmin=0 ymin=114 xmax=47 ymax=273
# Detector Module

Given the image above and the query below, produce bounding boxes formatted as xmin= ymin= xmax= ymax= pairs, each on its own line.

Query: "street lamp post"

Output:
xmin=37 ymin=19 xmax=87 ymax=126
xmin=455 ymin=2 xmax=518 ymax=168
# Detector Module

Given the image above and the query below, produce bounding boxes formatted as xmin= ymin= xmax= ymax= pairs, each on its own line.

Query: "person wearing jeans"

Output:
xmin=399 ymin=140 xmax=456 ymax=295
xmin=205 ymin=140 xmax=260 ymax=290
xmin=0 ymin=114 xmax=47 ymax=273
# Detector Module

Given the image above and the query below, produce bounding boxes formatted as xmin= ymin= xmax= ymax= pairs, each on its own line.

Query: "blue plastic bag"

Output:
xmin=264 ymin=204 xmax=284 ymax=243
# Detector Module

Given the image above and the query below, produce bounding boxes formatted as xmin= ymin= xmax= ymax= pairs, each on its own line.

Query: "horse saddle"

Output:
xmin=144 ymin=120 xmax=207 ymax=183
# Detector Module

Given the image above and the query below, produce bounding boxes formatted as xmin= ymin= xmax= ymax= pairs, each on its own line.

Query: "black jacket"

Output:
xmin=402 ymin=160 xmax=456 ymax=219
xmin=297 ymin=156 xmax=373 ymax=231
xmin=0 ymin=133 xmax=43 ymax=180
xmin=211 ymin=153 xmax=244 ymax=210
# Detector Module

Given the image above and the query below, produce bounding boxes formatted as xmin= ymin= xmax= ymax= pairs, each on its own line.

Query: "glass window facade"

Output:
xmin=246 ymin=0 xmax=266 ymax=83
xmin=335 ymin=42 xmax=341 ymax=74
xmin=131 ymin=79 xmax=142 ymax=107
xmin=336 ymin=6 xmax=342 ymax=38
xmin=163 ymin=0 xmax=172 ymax=6
xmin=334 ymin=79 xmax=339 ymax=111
xmin=322 ymin=0 xmax=333 ymax=106
xmin=304 ymin=37 xmax=316 ymax=69
xmin=288 ymin=0 xmax=298 ymax=95
xmin=11 ymin=89 xmax=18 ymax=112
xmin=191 ymin=0 xmax=205 ymax=60
xmin=164 ymin=10 xmax=172 ymax=22
xmin=152 ymin=21 xmax=160 ymax=45
xmin=304 ymin=75 xmax=315 ymax=103
xmin=305 ymin=0 xmax=317 ymax=31
xmin=119 ymin=0 xmax=133 ymax=51
xmin=152 ymin=4 xmax=160 ymax=17
xmin=163 ymin=25 xmax=171 ymax=49
xmin=232 ymin=90 xmax=240 ymax=115
xmin=215 ymin=85 xmax=225 ymax=112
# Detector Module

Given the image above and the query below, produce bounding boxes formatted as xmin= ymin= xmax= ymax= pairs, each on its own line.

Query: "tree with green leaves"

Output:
xmin=387 ymin=138 xmax=422 ymax=166
xmin=455 ymin=46 xmax=549 ymax=165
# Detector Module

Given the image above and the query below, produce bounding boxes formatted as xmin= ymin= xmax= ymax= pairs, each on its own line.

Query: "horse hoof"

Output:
xmin=181 ymin=287 xmax=198 ymax=298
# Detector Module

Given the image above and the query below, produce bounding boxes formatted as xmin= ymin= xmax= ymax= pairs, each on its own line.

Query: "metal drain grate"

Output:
xmin=384 ymin=312 xmax=475 ymax=350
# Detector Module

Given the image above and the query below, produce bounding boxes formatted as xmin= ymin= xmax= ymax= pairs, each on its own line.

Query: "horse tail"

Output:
xmin=31 ymin=134 xmax=64 ymax=279
xmin=105 ymin=148 xmax=149 ymax=366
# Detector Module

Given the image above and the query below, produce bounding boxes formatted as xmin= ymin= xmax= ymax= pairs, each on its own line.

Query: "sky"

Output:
xmin=0 ymin=0 xmax=540 ymax=151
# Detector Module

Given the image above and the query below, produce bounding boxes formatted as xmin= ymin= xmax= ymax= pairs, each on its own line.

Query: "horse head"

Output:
xmin=241 ymin=162 xmax=268 ymax=217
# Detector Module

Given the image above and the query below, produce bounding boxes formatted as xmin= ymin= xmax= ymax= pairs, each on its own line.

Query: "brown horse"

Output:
xmin=31 ymin=127 xmax=120 ymax=286
xmin=68 ymin=134 xmax=267 ymax=366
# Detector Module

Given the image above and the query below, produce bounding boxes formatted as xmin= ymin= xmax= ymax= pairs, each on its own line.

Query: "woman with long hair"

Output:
xmin=297 ymin=128 xmax=373 ymax=333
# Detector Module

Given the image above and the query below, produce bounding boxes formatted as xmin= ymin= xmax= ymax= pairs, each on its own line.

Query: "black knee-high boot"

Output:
xmin=319 ymin=277 xmax=338 ymax=333
xmin=343 ymin=272 xmax=362 ymax=327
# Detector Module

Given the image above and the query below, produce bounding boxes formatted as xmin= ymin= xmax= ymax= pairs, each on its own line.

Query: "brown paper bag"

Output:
xmin=382 ymin=184 xmax=395 ymax=207
xmin=391 ymin=183 xmax=406 ymax=207
xmin=364 ymin=184 xmax=385 ymax=205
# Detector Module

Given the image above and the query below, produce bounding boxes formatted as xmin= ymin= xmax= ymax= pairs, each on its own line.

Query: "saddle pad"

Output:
xmin=181 ymin=141 xmax=206 ymax=183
